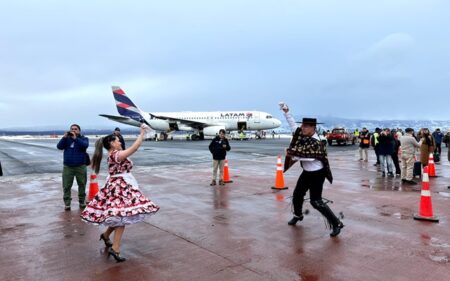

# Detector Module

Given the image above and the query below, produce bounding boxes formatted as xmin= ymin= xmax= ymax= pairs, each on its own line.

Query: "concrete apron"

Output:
xmin=1 ymin=153 xmax=450 ymax=281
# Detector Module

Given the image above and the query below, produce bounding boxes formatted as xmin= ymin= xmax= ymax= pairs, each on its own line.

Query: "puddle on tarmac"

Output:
xmin=438 ymin=192 xmax=450 ymax=198
xmin=429 ymin=253 xmax=449 ymax=263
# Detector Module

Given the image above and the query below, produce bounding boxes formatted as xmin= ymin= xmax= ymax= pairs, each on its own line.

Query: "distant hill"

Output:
xmin=0 ymin=128 xmax=139 ymax=136
xmin=1 ymin=116 xmax=450 ymax=136
xmin=276 ymin=115 xmax=450 ymax=133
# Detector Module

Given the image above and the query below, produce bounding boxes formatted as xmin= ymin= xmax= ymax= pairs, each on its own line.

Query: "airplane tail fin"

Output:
xmin=112 ymin=86 xmax=144 ymax=122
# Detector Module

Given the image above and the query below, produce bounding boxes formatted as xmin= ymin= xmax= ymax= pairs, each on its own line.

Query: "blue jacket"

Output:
xmin=432 ymin=131 xmax=443 ymax=144
xmin=57 ymin=135 xmax=89 ymax=167
xmin=209 ymin=136 xmax=231 ymax=160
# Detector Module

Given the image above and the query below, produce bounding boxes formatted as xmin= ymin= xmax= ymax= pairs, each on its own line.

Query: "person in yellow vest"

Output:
xmin=353 ymin=129 xmax=360 ymax=144
xmin=371 ymin=128 xmax=381 ymax=166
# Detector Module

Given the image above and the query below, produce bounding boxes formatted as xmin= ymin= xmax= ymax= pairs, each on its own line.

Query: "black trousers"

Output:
xmin=292 ymin=169 xmax=326 ymax=216
xmin=292 ymin=168 xmax=341 ymax=227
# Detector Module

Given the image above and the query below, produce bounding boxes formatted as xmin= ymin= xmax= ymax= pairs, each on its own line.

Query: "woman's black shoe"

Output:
xmin=99 ymin=233 xmax=113 ymax=247
xmin=108 ymin=248 xmax=126 ymax=262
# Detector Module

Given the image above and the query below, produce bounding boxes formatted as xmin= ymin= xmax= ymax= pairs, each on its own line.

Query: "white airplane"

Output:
xmin=99 ymin=86 xmax=282 ymax=140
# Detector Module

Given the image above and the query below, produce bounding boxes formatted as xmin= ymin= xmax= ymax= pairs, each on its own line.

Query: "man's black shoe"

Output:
xmin=330 ymin=222 xmax=344 ymax=237
xmin=288 ymin=215 xmax=304 ymax=226
xmin=401 ymin=179 xmax=407 ymax=183
xmin=405 ymin=180 xmax=418 ymax=185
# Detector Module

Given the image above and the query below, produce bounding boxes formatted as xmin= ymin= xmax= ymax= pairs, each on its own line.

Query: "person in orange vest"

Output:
xmin=358 ymin=127 xmax=371 ymax=161
xmin=280 ymin=102 xmax=343 ymax=237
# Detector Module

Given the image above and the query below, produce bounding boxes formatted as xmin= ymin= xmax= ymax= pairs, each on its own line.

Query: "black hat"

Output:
xmin=296 ymin=117 xmax=323 ymax=125
xmin=114 ymin=127 xmax=121 ymax=131
xmin=405 ymin=128 xmax=414 ymax=133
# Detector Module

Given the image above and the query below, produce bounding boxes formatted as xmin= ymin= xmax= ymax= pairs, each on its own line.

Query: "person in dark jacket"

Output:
xmin=391 ymin=130 xmax=401 ymax=176
xmin=57 ymin=124 xmax=89 ymax=210
xmin=432 ymin=128 xmax=443 ymax=156
xmin=378 ymin=128 xmax=395 ymax=177
xmin=113 ymin=127 xmax=126 ymax=150
xmin=358 ymin=127 xmax=371 ymax=161
xmin=208 ymin=129 xmax=231 ymax=186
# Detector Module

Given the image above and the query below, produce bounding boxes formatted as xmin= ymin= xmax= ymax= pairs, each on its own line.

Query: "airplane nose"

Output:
xmin=274 ymin=119 xmax=282 ymax=127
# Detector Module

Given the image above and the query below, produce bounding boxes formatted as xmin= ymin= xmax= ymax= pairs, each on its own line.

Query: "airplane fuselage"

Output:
xmin=100 ymin=86 xmax=282 ymax=137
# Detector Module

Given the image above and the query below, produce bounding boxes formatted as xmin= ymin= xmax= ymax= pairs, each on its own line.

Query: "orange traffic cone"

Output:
xmin=222 ymin=159 xmax=233 ymax=183
xmin=88 ymin=173 xmax=99 ymax=202
xmin=428 ymin=153 xmax=436 ymax=177
xmin=271 ymin=155 xmax=288 ymax=190
xmin=413 ymin=166 xmax=439 ymax=222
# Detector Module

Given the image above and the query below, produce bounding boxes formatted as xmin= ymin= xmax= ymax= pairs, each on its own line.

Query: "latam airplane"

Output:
xmin=100 ymin=86 xmax=282 ymax=140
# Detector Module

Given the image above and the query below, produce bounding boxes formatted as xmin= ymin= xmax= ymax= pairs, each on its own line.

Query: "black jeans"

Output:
xmin=434 ymin=143 xmax=442 ymax=155
xmin=292 ymin=169 xmax=325 ymax=216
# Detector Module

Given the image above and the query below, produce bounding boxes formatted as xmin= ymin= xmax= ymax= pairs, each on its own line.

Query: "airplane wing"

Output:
xmin=152 ymin=114 xmax=210 ymax=129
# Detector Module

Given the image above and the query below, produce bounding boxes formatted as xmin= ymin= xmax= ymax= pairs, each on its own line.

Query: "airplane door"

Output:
xmin=237 ymin=121 xmax=247 ymax=131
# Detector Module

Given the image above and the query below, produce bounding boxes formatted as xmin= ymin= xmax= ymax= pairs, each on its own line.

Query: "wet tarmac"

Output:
xmin=1 ymin=138 xmax=450 ymax=280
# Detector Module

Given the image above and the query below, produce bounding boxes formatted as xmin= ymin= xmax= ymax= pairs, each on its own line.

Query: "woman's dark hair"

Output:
xmin=91 ymin=134 xmax=116 ymax=174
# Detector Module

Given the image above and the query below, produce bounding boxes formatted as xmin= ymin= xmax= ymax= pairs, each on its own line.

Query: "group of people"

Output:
xmin=356 ymin=127 xmax=447 ymax=185
xmin=57 ymin=103 xmax=347 ymax=262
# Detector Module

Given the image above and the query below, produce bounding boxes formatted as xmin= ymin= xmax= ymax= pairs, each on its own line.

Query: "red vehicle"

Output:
xmin=327 ymin=128 xmax=356 ymax=146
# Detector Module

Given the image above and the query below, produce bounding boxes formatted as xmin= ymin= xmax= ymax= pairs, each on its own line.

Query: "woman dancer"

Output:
xmin=81 ymin=124 xmax=159 ymax=262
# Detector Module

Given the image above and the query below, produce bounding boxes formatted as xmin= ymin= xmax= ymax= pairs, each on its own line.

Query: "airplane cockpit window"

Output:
xmin=266 ymin=115 xmax=273 ymax=119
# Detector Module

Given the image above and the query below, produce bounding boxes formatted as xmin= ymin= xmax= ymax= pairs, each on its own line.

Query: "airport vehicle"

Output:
xmin=100 ymin=87 xmax=282 ymax=140
xmin=327 ymin=128 xmax=356 ymax=146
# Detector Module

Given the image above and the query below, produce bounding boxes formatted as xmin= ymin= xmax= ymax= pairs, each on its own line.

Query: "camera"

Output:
xmin=66 ymin=131 xmax=73 ymax=137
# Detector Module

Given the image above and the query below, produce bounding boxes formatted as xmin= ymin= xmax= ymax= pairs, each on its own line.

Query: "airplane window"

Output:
xmin=266 ymin=115 xmax=272 ymax=119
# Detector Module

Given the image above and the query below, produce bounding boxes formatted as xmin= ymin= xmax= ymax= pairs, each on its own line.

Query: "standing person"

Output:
xmin=419 ymin=128 xmax=435 ymax=167
xmin=280 ymin=103 xmax=343 ymax=237
xmin=353 ymin=129 xmax=360 ymax=144
xmin=391 ymin=130 xmax=401 ymax=176
xmin=113 ymin=127 xmax=126 ymax=150
xmin=432 ymin=128 xmax=443 ymax=156
xmin=57 ymin=124 xmax=89 ymax=210
xmin=80 ymin=124 xmax=159 ymax=262
xmin=208 ymin=129 xmax=231 ymax=186
xmin=378 ymin=128 xmax=395 ymax=177
xmin=400 ymin=128 xmax=420 ymax=184
xmin=371 ymin=128 xmax=381 ymax=166
xmin=443 ymin=131 xmax=450 ymax=148
xmin=358 ymin=127 xmax=371 ymax=161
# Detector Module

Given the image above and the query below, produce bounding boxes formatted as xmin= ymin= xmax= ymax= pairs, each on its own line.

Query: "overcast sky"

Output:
xmin=1 ymin=0 xmax=449 ymax=129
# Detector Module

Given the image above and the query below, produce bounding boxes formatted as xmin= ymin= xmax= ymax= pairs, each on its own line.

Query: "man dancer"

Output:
xmin=280 ymin=103 xmax=344 ymax=237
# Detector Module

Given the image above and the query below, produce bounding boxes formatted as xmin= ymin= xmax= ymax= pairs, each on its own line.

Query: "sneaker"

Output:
xmin=401 ymin=179 xmax=407 ymax=183
xmin=210 ymin=180 xmax=216 ymax=186
xmin=388 ymin=172 xmax=395 ymax=177
xmin=219 ymin=180 xmax=224 ymax=186
xmin=64 ymin=206 xmax=71 ymax=211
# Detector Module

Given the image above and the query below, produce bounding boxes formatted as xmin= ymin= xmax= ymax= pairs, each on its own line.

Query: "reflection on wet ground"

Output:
xmin=1 ymin=140 xmax=449 ymax=280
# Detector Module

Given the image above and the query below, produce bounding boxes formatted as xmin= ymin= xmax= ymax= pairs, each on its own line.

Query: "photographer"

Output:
xmin=57 ymin=124 xmax=89 ymax=210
